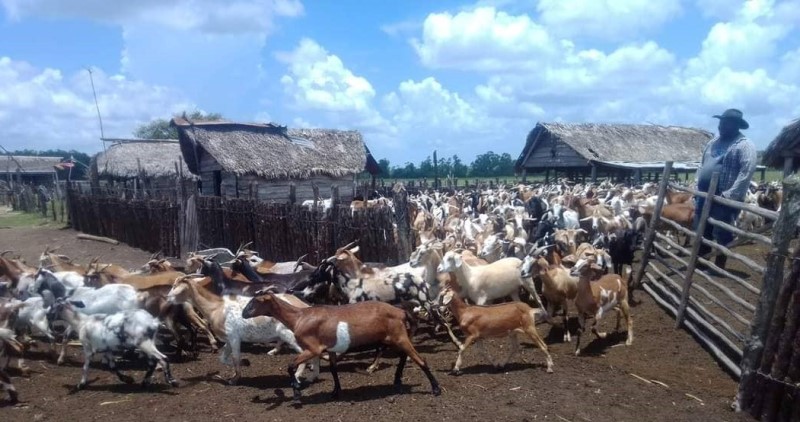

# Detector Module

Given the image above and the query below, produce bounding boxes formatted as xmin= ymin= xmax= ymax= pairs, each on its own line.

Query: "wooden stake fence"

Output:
xmin=632 ymin=163 xmax=800 ymax=388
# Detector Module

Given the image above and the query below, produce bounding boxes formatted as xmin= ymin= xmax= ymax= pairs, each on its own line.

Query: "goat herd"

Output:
xmin=0 ymin=179 xmax=784 ymax=406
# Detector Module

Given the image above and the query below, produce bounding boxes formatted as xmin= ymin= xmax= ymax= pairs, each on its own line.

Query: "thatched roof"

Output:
xmin=172 ymin=118 xmax=379 ymax=179
xmin=0 ymin=155 xmax=61 ymax=174
xmin=762 ymin=118 xmax=800 ymax=170
xmin=516 ymin=122 xmax=714 ymax=170
xmin=93 ymin=140 xmax=195 ymax=179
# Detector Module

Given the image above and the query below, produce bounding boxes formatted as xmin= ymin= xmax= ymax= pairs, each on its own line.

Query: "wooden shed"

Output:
xmin=515 ymin=122 xmax=714 ymax=183
xmin=1 ymin=155 xmax=62 ymax=187
xmin=171 ymin=117 xmax=379 ymax=201
xmin=762 ymin=118 xmax=800 ymax=177
xmin=92 ymin=139 xmax=196 ymax=193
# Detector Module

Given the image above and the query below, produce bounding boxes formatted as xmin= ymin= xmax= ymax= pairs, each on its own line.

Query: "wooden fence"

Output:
xmin=632 ymin=163 xmax=797 ymax=377
xmin=67 ymin=182 xmax=412 ymax=266
xmin=66 ymin=185 xmax=181 ymax=256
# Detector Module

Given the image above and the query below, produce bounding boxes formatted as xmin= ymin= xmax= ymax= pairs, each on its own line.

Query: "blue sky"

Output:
xmin=1 ymin=0 xmax=798 ymax=167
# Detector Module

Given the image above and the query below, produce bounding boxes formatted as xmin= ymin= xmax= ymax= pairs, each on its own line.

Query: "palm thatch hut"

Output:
xmin=762 ymin=118 xmax=800 ymax=177
xmin=92 ymin=139 xmax=196 ymax=192
xmin=515 ymin=122 xmax=719 ymax=183
xmin=0 ymin=155 xmax=62 ymax=187
xmin=171 ymin=117 xmax=379 ymax=201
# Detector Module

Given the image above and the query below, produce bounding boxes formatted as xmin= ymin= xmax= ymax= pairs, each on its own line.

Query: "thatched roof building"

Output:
xmin=1 ymin=155 xmax=62 ymax=186
xmin=93 ymin=139 xmax=194 ymax=180
xmin=171 ymin=118 xmax=379 ymax=200
xmin=762 ymin=118 xmax=800 ymax=176
xmin=516 ymin=122 xmax=715 ymax=182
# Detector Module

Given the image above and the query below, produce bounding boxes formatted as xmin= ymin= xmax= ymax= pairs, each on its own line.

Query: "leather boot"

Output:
xmin=714 ymin=255 xmax=727 ymax=271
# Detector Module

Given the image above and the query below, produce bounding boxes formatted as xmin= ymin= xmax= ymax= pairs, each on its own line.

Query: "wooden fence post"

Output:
xmin=631 ymin=162 xmax=673 ymax=295
xmin=675 ymin=172 xmax=718 ymax=327
xmin=393 ymin=183 xmax=411 ymax=261
xmin=288 ymin=183 xmax=296 ymax=205
xmin=330 ymin=185 xmax=340 ymax=251
xmin=737 ymin=175 xmax=800 ymax=413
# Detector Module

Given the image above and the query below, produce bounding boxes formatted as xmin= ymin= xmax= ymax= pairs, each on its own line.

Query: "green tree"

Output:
xmin=451 ymin=154 xmax=468 ymax=177
xmin=377 ymin=158 xmax=391 ymax=177
xmin=133 ymin=110 xmax=223 ymax=139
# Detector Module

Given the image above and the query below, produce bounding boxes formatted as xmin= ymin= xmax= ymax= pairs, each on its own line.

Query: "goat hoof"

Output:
xmin=120 ymin=375 xmax=135 ymax=384
xmin=329 ymin=390 xmax=341 ymax=400
xmin=432 ymin=385 xmax=442 ymax=396
xmin=169 ymin=379 xmax=180 ymax=388
xmin=228 ymin=379 xmax=239 ymax=386
xmin=449 ymin=369 xmax=462 ymax=376
xmin=7 ymin=391 xmax=18 ymax=404
xmin=76 ymin=382 xmax=86 ymax=391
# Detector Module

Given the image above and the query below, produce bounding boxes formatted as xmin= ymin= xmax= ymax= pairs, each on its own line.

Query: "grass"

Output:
xmin=0 ymin=205 xmax=66 ymax=229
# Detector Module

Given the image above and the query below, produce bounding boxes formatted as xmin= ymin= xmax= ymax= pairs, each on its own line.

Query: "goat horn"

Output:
xmin=339 ymin=240 xmax=358 ymax=251
xmin=0 ymin=250 xmax=13 ymax=257
xmin=292 ymin=254 xmax=309 ymax=272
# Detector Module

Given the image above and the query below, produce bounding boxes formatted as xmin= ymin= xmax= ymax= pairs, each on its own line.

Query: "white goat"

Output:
xmin=437 ymin=251 xmax=547 ymax=313
xmin=47 ymin=299 xmax=178 ymax=390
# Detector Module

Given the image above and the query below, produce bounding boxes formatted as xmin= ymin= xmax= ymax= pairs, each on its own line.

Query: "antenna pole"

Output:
xmin=86 ymin=67 xmax=106 ymax=152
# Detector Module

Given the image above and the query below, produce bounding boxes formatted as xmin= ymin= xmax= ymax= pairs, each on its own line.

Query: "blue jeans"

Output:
xmin=694 ymin=197 xmax=739 ymax=254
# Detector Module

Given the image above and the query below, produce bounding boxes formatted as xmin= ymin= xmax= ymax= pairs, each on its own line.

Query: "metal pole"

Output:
xmin=86 ymin=67 xmax=106 ymax=152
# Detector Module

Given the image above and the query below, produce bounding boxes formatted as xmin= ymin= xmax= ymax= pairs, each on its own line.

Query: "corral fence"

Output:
xmin=1 ymin=183 xmax=67 ymax=222
xmin=630 ymin=162 xmax=800 ymax=420
xmin=66 ymin=182 xmax=413 ymax=266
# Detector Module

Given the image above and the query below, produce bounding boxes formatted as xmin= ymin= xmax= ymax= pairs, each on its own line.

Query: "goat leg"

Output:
xmin=365 ymin=346 xmax=384 ymax=374
xmin=107 ymin=353 xmax=134 ymax=384
xmin=393 ymin=351 xmax=407 ymax=391
xmin=0 ymin=368 xmax=17 ymax=404
xmin=328 ymin=352 xmax=341 ymax=399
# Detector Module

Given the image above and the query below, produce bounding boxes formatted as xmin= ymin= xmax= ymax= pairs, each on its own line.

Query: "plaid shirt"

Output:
xmin=699 ymin=134 xmax=757 ymax=201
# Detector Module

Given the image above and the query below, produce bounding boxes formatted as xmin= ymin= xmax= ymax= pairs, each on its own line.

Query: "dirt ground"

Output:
xmin=0 ymin=226 xmax=751 ymax=422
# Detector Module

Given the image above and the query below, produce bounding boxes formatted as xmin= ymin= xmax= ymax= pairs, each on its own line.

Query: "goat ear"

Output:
xmin=348 ymin=246 xmax=360 ymax=254
xmin=70 ymin=300 xmax=86 ymax=308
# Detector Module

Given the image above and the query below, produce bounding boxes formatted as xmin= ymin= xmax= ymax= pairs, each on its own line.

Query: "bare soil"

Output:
xmin=0 ymin=227 xmax=750 ymax=422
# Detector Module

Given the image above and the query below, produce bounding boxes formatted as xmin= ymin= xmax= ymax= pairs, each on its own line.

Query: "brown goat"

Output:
xmin=242 ymin=293 xmax=441 ymax=403
xmin=440 ymin=281 xmax=553 ymax=374
xmin=570 ymin=254 xmax=633 ymax=356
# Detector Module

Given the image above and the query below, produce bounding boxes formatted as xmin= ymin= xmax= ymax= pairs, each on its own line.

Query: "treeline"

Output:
xmin=377 ymin=151 xmax=516 ymax=179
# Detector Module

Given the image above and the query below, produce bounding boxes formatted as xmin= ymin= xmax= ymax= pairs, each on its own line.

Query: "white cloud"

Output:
xmin=410 ymin=3 xmax=800 ymax=148
xmin=0 ymin=57 xmax=193 ymax=152
xmin=412 ymin=7 xmax=557 ymax=72
xmin=0 ymin=0 xmax=303 ymax=34
xmin=277 ymin=38 xmax=390 ymax=131
xmin=536 ymin=0 xmax=683 ymax=40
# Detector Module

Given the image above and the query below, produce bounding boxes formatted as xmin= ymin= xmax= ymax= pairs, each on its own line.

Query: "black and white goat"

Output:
xmin=47 ymin=299 xmax=178 ymax=390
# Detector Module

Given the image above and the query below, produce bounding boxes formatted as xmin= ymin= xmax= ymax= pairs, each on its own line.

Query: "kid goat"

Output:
xmin=439 ymin=281 xmax=553 ymax=374
xmin=242 ymin=292 xmax=441 ymax=403
xmin=569 ymin=254 xmax=633 ymax=356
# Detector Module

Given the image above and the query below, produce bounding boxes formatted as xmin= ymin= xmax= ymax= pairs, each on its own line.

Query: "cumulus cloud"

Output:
xmin=536 ymin=0 xmax=683 ymax=40
xmin=410 ymin=3 xmax=800 ymax=147
xmin=0 ymin=57 xmax=193 ymax=152
xmin=0 ymin=0 xmax=303 ymax=34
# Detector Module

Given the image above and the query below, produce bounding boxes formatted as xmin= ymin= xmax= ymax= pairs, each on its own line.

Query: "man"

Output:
xmin=695 ymin=108 xmax=757 ymax=270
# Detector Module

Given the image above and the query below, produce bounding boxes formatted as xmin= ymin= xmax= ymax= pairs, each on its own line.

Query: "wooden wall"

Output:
xmin=522 ymin=134 xmax=589 ymax=169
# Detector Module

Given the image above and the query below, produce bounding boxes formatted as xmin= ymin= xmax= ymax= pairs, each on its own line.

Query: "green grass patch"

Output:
xmin=0 ymin=206 xmax=66 ymax=229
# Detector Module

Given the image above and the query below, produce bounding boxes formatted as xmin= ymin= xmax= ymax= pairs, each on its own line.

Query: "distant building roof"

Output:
xmin=93 ymin=139 xmax=195 ymax=179
xmin=0 ymin=155 xmax=62 ymax=174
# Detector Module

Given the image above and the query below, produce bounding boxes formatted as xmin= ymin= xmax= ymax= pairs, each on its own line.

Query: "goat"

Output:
xmin=53 ymin=283 xmax=140 ymax=365
xmin=439 ymin=281 xmax=553 ymax=374
xmin=521 ymin=254 xmax=577 ymax=342
xmin=166 ymin=275 xmax=318 ymax=385
xmin=0 ymin=327 xmax=23 ymax=403
xmin=569 ymin=254 xmax=633 ymax=356
xmin=47 ymin=299 xmax=178 ymax=390
xmin=241 ymin=292 xmax=441 ymax=403
xmin=436 ymin=250 xmax=547 ymax=313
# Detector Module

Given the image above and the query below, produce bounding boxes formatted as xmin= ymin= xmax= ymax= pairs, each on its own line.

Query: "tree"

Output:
xmin=377 ymin=158 xmax=391 ymax=177
xmin=451 ymin=154 xmax=468 ymax=177
xmin=133 ymin=110 xmax=223 ymax=139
